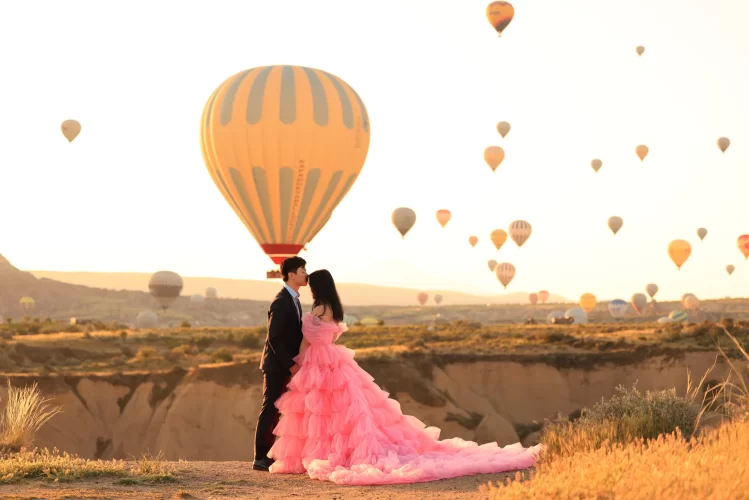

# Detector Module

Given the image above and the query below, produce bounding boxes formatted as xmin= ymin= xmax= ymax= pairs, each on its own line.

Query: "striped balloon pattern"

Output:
xmin=509 ymin=220 xmax=532 ymax=247
xmin=669 ymin=310 xmax=688 ymax=323
xmin=608 ymin=299 xmax=629 ymax=318
xmin=495 ymin=263 xmax=516 ymax=289
xmin=201 ymin=65 xmax=370 ymax=264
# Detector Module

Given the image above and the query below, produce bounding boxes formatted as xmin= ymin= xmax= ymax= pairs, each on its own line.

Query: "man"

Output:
xmin=252 ymin=256 xmax=307 ymax=471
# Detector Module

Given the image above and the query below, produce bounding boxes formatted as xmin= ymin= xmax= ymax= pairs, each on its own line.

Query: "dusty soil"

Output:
xmin=0 ymin=461 xmax=525 ymax=499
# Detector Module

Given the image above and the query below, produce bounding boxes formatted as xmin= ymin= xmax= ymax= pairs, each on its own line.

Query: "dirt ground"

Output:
xmin=0 ymin=461 xmax=526 ymax=499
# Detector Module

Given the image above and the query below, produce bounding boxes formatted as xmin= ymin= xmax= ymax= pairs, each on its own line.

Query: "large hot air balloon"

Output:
xmin=529 ymin=293 xmax=538 ymax=305
xmin=509 ymin=220 xmax=532 ymax=247
xmin=490 ymin=229 xmax=508 ymax=251
xmin=636 ymin=46 xmax=645 ymax=56
xmin=591 ymin=159 xmax=602 ymax=173
xmin=148 ymin=271 xmax=184 ymax=311
xmin=486 ymin=1 xmax=515 ymax=36
xmin=488 ymin=259 xmax=498 ymax=272
xmin=697 ymin=228 xmax=707 ymax=241
xmin=468 ymin=236 xmax=478 ymax=248
xmin=205 ymin=287 xmax=218 ymax=299
xmin=668 ymin=239 xmax=692 ymax=270
xmin=565 ymin=307 xmax=588 ymax=325
xmin=646 ymin=283 xmax=658 ymax=299
xmin=417 ymin=293 xmax=428 ymax=306
xmin=19 ymin=297 xmax=35 ymax=313
xmin=579 ymin=293 xmax=597 ymax=313
xmin=738 ymin=235 xmax=749 ymax=260
xmin=484 ymin=146 xmax=505 ymax=172
xmin=539 ymin=290 xmax=549 ymax=304
xmin=718 ymin=137 xmax=730 ymax=153
xmin=726 ymin=264 xmax=735 ymax=276
xmin=636 ymin=145 xmax=649 ymax=161
xmin=631 ymin=293 xmax=648 ymax=314
xmin=608 ymin=216 xmax=623 ymax=235
xmin=497 ymin=121 xmax=511 ymax=138
xmin=392 ymin=208 xmax=416 ymax=239
xmin=136 ymin=311 xmax=158 ymax=329
xmin=61 ymin=120 xmax=81 ymax=142
xmin=436 ymin=210 xmax=451 ymax=228
xmin=434 ymin=294 xmax=443 ymax=305
xmin=495 ymin=263 xmax=516 ymax=289
xmin=200 ymin=65 xmax=370 ymax=266
xmin=608 ymin=299 xmax=628 ymax=318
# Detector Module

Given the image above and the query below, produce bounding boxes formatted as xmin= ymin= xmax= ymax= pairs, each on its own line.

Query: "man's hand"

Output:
xmin=290 ymin=364 xmax=299 ymax=376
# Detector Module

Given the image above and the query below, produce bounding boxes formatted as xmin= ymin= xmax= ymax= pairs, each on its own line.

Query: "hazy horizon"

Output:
xmin=1 ymin=0 xmax=748 ymax=302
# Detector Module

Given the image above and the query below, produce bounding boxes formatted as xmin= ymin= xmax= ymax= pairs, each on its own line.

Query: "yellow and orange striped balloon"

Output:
xmin=486 ymin=1 xmax=515 ymax=36
xmin=200 ymin=65 xmax=370 ymax=265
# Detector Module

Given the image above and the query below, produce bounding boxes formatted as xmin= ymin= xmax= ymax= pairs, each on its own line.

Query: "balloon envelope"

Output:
xmin=636 ymin=46 xmax=645 ymax=56
xmin=61 ymin=120 xmax=81 ymax=142
xmin=417 ymin=293 xmax=428 ymax=306
xmin=148 ymin=271 xmax=184 ymax=310
xmin=488 ymin=259 xmax=498 ymax=272
xmin=484 ymin=146 xmax=505 ymax=172
xmin=726 ymin=264 xmax=735 ymax=275
xmin=497 ymin=121 xmax=511 ymax=138
xmin=591 ymin=159 xmax=602 ymax=173
xmin=509 ymin=220 xmax=532 ymax=247
xmin=718 ymin=137 xmax=730 ymax=153
xmin=738 ymin=235 xmax=749 ymax=260
xmin=631 ymin=293 xmax=648 ymax=314
xmin=668 ymin=239 xmax=692 ymax=269
xmin=646 ymin=283 xmax=658 ymax=298
xmin=547 ymin=311 xmax=564 ymax=324
xmin=565 ymin=307 xmax=588 ymax=324
xmin=608 ymin=299 xmax=628 ymax=318
xmin=434 ymin=294 xmax=443 ymax=305
xmin=529 ymin=293 xmax=538 ymax=305
xmin=669 ymin=310 xmax=688 ymax=322
xmin=136 ymin=311 xmax=158 ymax=329
xmin=205 ymin=287 xmax=218 ymax=299
xmin=392 ymin=208 xmax=416 ymax=239
xmin=697 ymin=228 xmax=707 ymax=241
xmin=636 ymin=145 xmax=649 ymax=161
xmin=538 ymin=290 xmax=550 ymax=303
xmin=608 ymin=216 xmax=623 ymax=235
xmin=436 ymin=210 xmax=451 ymax=228
xmin=495 ymin=263 xmax=516 ymax=289
xmin=490 ymin=229 xmax=508 ymax=250
xmin=486 ymin=1 xmax=515 ymax=36
xmin=200 ymin=65 xmax=370 ymax=265
xmin=468 ymin=236 xmax=478 ymax=247
xmin=579 ymin=293 xmax=597 ymax=313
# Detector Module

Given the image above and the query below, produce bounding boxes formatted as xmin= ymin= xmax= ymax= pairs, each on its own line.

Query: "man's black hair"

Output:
xmin=280 ymin=256 xmax=307 ymax=282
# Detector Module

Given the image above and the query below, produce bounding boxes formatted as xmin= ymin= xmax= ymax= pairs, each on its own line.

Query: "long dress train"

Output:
xmin=267 ymin=312 xmax=541 ymax=485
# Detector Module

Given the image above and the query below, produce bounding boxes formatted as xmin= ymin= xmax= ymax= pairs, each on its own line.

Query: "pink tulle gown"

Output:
xmin=267 ymin=313 xmax=541 ymax=485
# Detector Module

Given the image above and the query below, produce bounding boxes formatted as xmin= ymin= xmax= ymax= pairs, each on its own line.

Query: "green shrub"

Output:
xmin=213 ymin=348 xmax=234 ymax=363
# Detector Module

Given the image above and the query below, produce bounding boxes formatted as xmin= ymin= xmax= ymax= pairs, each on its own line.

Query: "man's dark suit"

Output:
xmin=254 ymin=287 xmax=303 ymax=462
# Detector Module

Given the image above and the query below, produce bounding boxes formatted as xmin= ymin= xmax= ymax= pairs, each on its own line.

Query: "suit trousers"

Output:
xmin=254 ymin=371 xmax=291 ymax=461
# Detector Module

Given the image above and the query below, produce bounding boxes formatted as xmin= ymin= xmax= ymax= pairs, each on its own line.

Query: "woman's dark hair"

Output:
xmin=307 ymin=269 xmax=344 ymax=322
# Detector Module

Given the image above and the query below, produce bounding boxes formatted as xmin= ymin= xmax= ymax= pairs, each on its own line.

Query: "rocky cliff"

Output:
xmin=0 ymin=351 xmax=733 ymax=460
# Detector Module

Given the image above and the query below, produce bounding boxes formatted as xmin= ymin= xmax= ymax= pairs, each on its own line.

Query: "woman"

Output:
xmin=267 ymin=269 xmax=540 ymax=485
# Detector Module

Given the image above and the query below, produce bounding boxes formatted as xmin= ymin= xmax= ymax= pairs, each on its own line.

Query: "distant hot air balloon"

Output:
xmin=486 ymin=1 xmax=515 ymax=36
xmin=591 ymin=159 xmax=602 ymax=173
xmin=484 ymin=146 xmax=505 ymax=172
xmin=509 ymin=220 xmax=532 ymax=247
xmin=436 ymin=210 xmax=452 ymax=228
xmin=608 ymin=216 xmax=623 ymax=235
xmin=148 ymin=271 xmax=184 ymax=311
xmin=717 ymin=137 xmax=730 ymax=153
xmin=488 ymin=259 xmax=498 ymax=272
xmin=61 ymin=120 xmax=81 ymax=142
xmin=491 ymin=230 xmax=508 ymax=251
xmin=565 ymin=307 xmax=588 ymax=325
xmin=434 ymin=294 xmax=443 ymax=305
xmin=468 ymin=236 xmax=478 ymax=247
xmin=669 ymin=310 xmax=688 ymax=323
xmin=579 ymin=293 xmax=597 ymax=313
xmin=190 ymin=294 xmax=205 ymax=309
xmin=684 ymin=295 xmax=700 ymax=311
xmin=726 ymin=264 xmax=735 ymax=276
xmin=646 ymin=283 xmax=658 ymax=299
xmin=136 ymin=311 xmax=158 ymax=329
xmin=539 ymin=290 xmax=549 ymax=304
xmin=697 ymin=228 xmax=707 ymax=241
xmin=738 ymin=235 xmax=749 ymax=260
xmin=681 ymin=293 xmax=696 ymax=308
xmin=608 ymin=299 xmax=628 ymax=318
xmin=668 ymin=239 xmax=692 ymax=270
xmin=417 ymin=293 xmax=428 ymax=306
xmin=497 ymin=121 xmax=511 ymax=138
xmin=200 ymin=65 xmax=370 ymax=266
xmin=631 ymin=293 xmax=648 ymax=314
xmin=205 ymin=287 xmax=218 ymax=299
xmin=392 ymin=208 xmax=416 ymax=239
xmin=636 ymin=46 xmax=645 ymax=56
xmin=495 ymin=263 xmax=516 ymax=289
xmin=636 ymin=145 xmax=649 ymax=161
xmin=529 ymin=293 xmax=538 ymax=305
xmin=19 ymin=296 xmax=35 ymax=313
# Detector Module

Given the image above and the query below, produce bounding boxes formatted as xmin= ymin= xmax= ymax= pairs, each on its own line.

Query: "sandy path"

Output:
xmin=0 ymin=461 xmax=527 ymax=499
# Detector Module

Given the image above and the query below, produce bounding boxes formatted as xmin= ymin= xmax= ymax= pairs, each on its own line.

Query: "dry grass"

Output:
xmin=0 ymin=380 xmax=62 ymax=453
xmin=482 ymin=324 xmax=749 ymax=499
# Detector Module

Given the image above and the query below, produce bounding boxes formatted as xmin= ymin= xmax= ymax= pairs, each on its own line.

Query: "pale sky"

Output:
xmin=1 ymin=0 xmax=747 ymax=302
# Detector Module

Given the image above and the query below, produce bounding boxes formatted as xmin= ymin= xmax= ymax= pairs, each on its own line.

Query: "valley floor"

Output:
xmin=0 ymin=461 xmax=522 ymax=499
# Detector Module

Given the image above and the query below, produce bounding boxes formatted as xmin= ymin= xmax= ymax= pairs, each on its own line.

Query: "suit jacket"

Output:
xmin=259 ymin=288 xmax=303 ymax=374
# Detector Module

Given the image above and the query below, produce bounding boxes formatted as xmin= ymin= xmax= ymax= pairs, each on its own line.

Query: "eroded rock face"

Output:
xmin=0 ymin=352 xmax=736 ymax=460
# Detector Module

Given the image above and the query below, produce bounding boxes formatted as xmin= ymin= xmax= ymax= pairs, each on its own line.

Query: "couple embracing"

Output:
xmin=253 ymin=256 xmax=540 ymax=485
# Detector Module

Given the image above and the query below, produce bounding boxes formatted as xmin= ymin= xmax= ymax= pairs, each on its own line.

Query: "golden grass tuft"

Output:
xmin=0 ymin=380 xmax=62 ymax=453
